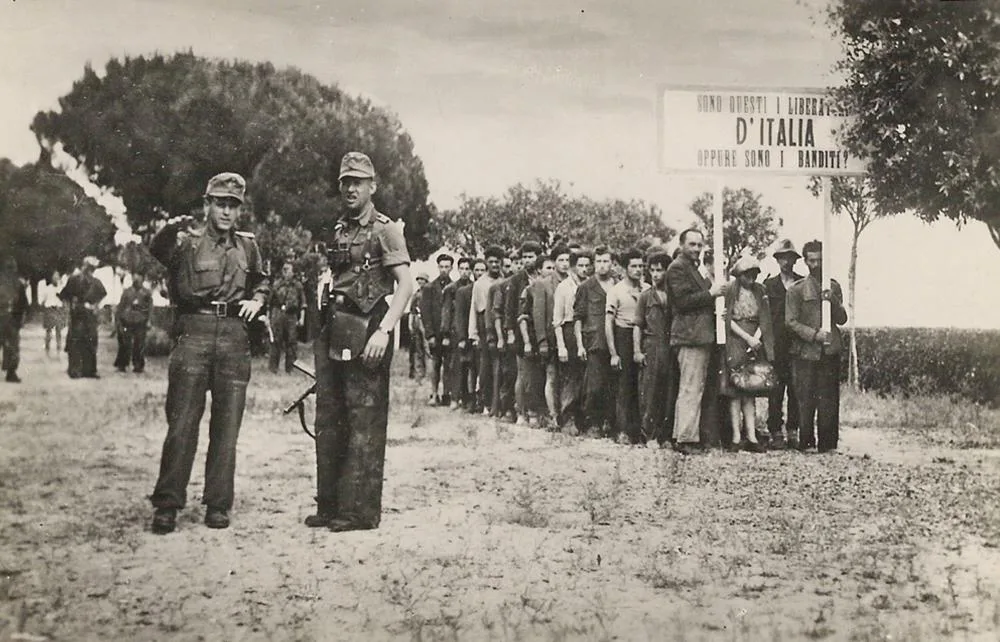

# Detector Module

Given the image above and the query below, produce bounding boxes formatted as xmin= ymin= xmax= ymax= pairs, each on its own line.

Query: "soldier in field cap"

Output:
xmin=307 ymin=151 xmax=414 ymax=532
xmin=147 ymin=171 xmax=269 ymax=534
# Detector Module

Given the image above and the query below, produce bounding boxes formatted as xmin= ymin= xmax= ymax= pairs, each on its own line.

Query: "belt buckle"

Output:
xmin=211 ymin=301 xmax=228 ymax=317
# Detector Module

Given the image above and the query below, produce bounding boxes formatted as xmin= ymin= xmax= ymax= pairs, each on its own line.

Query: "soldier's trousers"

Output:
xmin=583 ymin=348 xmax=615 ymax=434
xmin=269 ymin=312 xmax=298 ymax=373
xmin=151 ymin=316 xmax=251 ymax=511
xmin=0 ymin=314 xmax=19 ymax=374
xmin=314 ymin=331 xmax=392 ymax=527
xmin=67 ymin=309 xmax=99 ymax=378
xmin=114 ymin=322 xmax=147 ymax=372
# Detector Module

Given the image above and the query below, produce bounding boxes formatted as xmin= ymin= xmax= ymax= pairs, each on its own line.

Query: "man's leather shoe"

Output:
xmin=304 ymin=512 xmax=336 ymax=528
xmin=327 ymin=518 xmax=376 ymax=533
xmin=204 ymin=508 xmax=230 ymax=529
xmin=151 ymin=508 xmax=177 ymax=534
xmin=5 ymin=372 xmax=20 ymax=383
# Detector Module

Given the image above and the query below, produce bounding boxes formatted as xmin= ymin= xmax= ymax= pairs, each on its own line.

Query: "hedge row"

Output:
xmin=851 ymin=327 xmax=1000 ymax=407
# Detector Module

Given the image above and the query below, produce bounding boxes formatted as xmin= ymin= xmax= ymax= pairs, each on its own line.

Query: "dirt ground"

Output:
xmin=1 ymin=323 xmax=999 ymax=642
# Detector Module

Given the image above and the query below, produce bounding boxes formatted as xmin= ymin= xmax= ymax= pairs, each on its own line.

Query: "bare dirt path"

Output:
xmin=1 ymin=324 xmax=999 ymax=642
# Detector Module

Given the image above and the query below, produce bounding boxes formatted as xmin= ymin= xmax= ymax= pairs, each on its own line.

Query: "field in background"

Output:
xmin=1 ymin=323 xmax=999 ymax=642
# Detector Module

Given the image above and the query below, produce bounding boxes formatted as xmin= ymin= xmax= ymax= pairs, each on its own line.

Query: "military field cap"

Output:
xmin=772 ymin=238 xmax=800 ymax=259
xmin=731 ymin=255 xmax=761 ymax=276
xmin=82 ymin=256 xmax=100 ymax=268
xmin=204 ymin=172 xmax=246 ymax=203
xmin=415 ymin=272 xmax=429 ymax=282
xmin=339 ymin=152 xmax=376 ymax=180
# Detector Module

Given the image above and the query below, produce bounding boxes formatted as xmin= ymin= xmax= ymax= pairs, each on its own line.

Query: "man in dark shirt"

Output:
xmin=114 ymin=271 xmax=153 ymax=374
xmin=503 ymin=241 xmax=541 ymax=424
xmin=441 ymin=257 xmax=472 ymax=410
xmin=763 ymin=239 xmax=804 ymax=447
xmin=573 ymin=246 xmax=618 ymax=436
xmin=422 ymin=254 xmax=453 ymax=405
xmin=0 ymin=256 xmax=29 ymax=383
xmin=147 ymin=172 xmax=269 ymax=534
xmin=634 ymin=251 xmax=673 ymax=445
xmin=59 ymin=257 xmax=107 ymax=379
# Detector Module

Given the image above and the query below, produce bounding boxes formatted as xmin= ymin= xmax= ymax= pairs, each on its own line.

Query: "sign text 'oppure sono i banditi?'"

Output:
xmin=659 ymin=87 xmax=866 ymax=175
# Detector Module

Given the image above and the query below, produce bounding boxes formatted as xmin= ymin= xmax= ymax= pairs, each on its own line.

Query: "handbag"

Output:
xmin=729 ymin=352 xmax=779 ymax=395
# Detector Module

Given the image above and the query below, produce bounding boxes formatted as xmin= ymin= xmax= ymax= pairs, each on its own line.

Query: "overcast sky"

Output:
xmin=2 ymin=0 xmax=999 ymax=327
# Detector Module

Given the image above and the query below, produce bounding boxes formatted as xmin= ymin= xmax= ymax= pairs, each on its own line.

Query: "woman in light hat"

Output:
xmin=720 ymin=254 xmax=775 ymax=452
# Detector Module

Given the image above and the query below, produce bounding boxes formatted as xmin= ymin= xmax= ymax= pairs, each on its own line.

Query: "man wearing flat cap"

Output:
xmin=59 ymin=256 xmax=107 ymax=379
xmin=307 ymin=151 xmax=413 ymax=532
xmin=147 ymin=171 xmax=269 ymax=534
xmin=763 ymin=238 xmax=804 ymax=448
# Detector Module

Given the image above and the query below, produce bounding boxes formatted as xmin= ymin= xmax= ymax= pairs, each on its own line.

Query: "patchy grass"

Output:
xmin=1 ymin=323 xmax=1000 ymax=641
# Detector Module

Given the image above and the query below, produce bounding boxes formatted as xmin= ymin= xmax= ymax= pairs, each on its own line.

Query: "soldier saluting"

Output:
xmin=147 ymin=172 xmax=269 ymax=534
xmin=306 ymin=152 xmax=413 ymax=532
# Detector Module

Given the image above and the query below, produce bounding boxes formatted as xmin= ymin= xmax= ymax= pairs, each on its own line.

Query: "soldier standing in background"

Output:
xmin=409 ymin=273 xmax=429 ymax=379
xmin=147 ymin=172 xmax=269 ymax=534
xmin=306 ymin=152 xmax=413 ymax=532
xmin=114 ymin=271 xmax=153 ymax=374
xmin=269 ymin=260 xmax=305 ymax=374
xmin=60 ymin=256 xmax=107 ymax=379
xmin=0 ymin=256 xmax=28 ymax=383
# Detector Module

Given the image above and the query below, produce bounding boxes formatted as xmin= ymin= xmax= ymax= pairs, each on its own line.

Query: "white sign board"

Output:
xmin=658 ymin=85 xmax=866 ymax=176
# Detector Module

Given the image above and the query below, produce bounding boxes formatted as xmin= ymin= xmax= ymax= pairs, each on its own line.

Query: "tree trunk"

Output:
xmin=848 ymin=226 xmax=860 ymax=389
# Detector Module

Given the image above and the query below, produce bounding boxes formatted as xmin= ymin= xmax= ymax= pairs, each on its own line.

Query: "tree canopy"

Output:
xmin=31 ymin=52 xmax=435 ymax=257
xmin=434 ymin=180 xmax=675 ymax=256
xmin=0 ymin=159 xmax=116 ymax=280
xmin=689 ymin=187 xmax=782 ymax=268
xmin=824 ymin=0 xmax=1000 ymax=249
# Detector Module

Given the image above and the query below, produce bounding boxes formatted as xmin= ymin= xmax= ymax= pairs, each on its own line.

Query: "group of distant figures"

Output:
xmin=406 ymin=230 xmax=847 ymax=453
xmin=0 ymin=256 xmax=160 ymax=382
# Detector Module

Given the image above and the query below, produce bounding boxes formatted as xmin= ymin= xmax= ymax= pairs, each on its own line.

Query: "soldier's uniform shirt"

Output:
xmin=314 ymin=203 xmax=410 ymax=529
xmin=117 ymin=285 xmax=153 ymax=325
xmin=150 ymin=224 xmax=268 ymax=310
xmin=270 ymin=277 xmax=305 ymax=314
xmin=148 ymin=222 xmax=270 ymax=513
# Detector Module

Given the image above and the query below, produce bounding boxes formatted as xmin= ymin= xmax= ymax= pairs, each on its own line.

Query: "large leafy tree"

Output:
xmin=31 ymin=52 xmax=435 ymax=257
xmin=823 ymin=0 xmax=1000 ymax=249
xmin=689 ymin=187 xmax=782 ymax=268
xmin=0 ymin=159 xmax=116 ymax=280
xmin=435 ymin=180 xmax=675 ymax=255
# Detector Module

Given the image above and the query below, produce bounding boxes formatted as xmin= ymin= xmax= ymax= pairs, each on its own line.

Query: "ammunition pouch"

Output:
xmin=324 ymin=293 xmax=388 ymax=362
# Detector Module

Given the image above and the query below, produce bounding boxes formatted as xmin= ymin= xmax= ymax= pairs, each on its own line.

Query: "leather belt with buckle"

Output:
xmin=180 ymin=301 xmax=242 ymax=318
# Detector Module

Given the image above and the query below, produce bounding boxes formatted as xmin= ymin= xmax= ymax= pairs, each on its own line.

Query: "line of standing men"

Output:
xmin=418 ymin=231 xmax=846 ymax=454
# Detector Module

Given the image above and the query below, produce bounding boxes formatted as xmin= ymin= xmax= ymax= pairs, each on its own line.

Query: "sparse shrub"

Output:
xmin=851 ymin=328 xmax=1000 ymax=408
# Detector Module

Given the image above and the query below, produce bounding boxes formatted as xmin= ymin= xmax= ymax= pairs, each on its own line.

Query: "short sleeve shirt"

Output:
xmin=606 ymin=279 xmax=648 ymax=328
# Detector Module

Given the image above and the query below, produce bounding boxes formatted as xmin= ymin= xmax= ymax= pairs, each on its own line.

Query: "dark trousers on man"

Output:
xmin=792 ymin=355 xmax=840 ymax=451
xmin=498 ymin=348 xmax=517 ymax=418
xmin=583 ymin=348 xmax=615 ymax=435
xmin=556 ymin=326 xmax=583 ymax=428
xmin=409 ymin=329 xmax=427 ymax=379
xmin=613 ymin=326 xmax=641 ymax=443
xmin=269 ymin=312 xmax=298 ymax=373
xmin=114 ymin=322 xmax=147 ymax=372
xmin=640 ymin=343 xmax=674 ymax=445
xmin=430 ymin=343 xmax=450 ymax=403
xmin=767 ymin=356 xmax=799 ymax=440
xmin=1 ymin=313 xmax=20 ymax=376
xmin=151 ymin=316 xmax=250 ymax=512
xmin=67 ymin=308 xmax=99 ymax=378
xmin=477 ymin=342 xmax=494 ymax=413
xmin=312 ymin=330 xmax=392 ymax=528
xmin=450 ymin=344 xmax=473 ymax=407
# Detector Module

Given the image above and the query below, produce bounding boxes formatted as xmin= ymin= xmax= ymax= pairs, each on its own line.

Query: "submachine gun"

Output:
xmin=283 ymin=360 xmax=317 ymax=439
